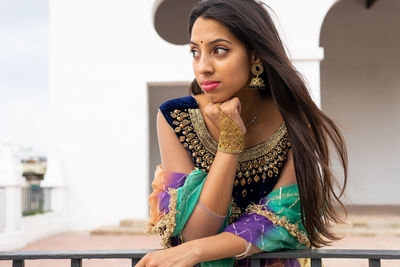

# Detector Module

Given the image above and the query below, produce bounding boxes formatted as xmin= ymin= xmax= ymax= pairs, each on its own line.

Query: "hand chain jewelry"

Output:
xmin=217 ymin=104 xmax=245 ymax=154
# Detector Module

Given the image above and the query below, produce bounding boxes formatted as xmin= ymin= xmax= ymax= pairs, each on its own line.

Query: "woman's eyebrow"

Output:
xmin=190 ymin=38 xmax=233 ymax=46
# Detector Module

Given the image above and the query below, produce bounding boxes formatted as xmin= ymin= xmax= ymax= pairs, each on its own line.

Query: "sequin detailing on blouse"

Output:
xmin=168 ymin=106 xmax=291 ymax=214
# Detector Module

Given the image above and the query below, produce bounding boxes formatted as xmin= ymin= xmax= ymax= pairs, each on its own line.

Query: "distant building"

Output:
xmin=21 ymin=158 xmax=47 ymax=185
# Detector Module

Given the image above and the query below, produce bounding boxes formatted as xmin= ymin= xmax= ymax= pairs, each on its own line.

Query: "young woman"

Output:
xmin=139 ymin=0 xmax=348 ymax=266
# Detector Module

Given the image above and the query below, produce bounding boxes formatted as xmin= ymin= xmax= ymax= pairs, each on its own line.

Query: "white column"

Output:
xmin=291 ymin=47 xmax=325 ymax=108
xmin=0 ymin=140 xmax=25 ymax=234
xmin=41 ymin=149 xmax=67 ymax=213
xmin=264 ymin=0 xmax=338 ymax=108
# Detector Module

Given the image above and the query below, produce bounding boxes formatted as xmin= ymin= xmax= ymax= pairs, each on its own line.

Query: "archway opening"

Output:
xmin=320 ymin=0 xmax=400 ymax=205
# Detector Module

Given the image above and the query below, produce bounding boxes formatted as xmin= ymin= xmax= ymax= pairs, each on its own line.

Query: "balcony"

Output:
xmin=1 ymin=248 xmax=400 ymax=267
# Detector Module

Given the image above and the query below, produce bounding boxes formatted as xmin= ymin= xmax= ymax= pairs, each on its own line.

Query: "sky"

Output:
xmin=0 ymin=0 xmax=48 ymax=158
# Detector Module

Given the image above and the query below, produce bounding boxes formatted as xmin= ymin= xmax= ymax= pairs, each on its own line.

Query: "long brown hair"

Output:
xmin=188 ymin=0 xmax=348 ymax=247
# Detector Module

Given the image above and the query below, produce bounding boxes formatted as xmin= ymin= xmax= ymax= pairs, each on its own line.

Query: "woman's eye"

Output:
xmin=214 ymin=47 xmax=229 ymax=56
xmin=190 ymin=49 xmax=199 ymax=58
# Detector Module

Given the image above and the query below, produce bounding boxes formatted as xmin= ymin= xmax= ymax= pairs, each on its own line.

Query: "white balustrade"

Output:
xmin=0 ymin=142 xmax=69 ymax=250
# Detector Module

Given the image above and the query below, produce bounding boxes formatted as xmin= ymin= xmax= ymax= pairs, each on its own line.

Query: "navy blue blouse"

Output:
xmin=159 ymin=96 xmax=291 ymax=218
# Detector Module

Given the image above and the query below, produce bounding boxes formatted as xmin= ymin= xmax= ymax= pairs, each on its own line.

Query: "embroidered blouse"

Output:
xmin=146 ymin=95 xmax=310 ymax=267
xmin=159 ymin=95 xmax=291 ymax=216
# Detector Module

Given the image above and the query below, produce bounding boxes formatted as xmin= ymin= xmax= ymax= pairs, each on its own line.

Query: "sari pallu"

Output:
xmin=145 ymin=165 xmax=311 ymax=267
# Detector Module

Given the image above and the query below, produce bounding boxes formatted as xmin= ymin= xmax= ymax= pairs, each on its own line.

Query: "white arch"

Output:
xmin=320 ymin=0 xmax=400 ymax=205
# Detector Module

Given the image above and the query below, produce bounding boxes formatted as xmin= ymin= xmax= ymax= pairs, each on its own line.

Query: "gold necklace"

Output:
xmin=245 ymin=109 xmax=261 ymax=128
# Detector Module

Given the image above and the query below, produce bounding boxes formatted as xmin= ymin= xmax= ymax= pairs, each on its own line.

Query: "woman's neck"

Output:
xmin=235 ymin=87 xmax=265 ymax=126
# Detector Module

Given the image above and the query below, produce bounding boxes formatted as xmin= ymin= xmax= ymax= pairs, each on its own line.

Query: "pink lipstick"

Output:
xmin=201 ymin=80 xmax=221 ymax=92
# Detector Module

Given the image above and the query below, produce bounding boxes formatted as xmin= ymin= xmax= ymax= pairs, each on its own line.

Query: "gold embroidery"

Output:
xmin=288 ymin=197 xmax=300 ymax=209
xmin=144 ymin=188 xmax=178 ymax=248
xmin=189 ymin=108 xmax=287 ymax=162
xmin=246 ymin=204 xmax=310 ymax=247
xmin=170 ymin=109 xmax=212 ymax=172
xmin=267 ymin=192 xmax=299 ymax=202
xmin=171 ymin=108 xmax=290 ymax=188
xmin=229 ymin=199 xmax=242 ymax=224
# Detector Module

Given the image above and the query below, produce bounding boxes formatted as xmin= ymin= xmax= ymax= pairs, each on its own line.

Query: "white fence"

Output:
xmin=0 ymin=141 xmax=68 ymax=250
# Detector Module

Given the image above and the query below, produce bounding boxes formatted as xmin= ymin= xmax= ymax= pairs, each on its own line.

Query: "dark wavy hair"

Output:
xmin=188 ymin=0 xmax=348 ymax=247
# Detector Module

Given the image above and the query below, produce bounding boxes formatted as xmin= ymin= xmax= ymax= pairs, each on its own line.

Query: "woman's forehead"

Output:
xmin=190 ymin=17 xmax=237 ymax=44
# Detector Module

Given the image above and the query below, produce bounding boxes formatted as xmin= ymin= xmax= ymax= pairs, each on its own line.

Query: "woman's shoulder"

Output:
xmin=159 ymin=96 xmax=198 ymax=114
xmin=159 ymin=95 xmax=199 ymax=129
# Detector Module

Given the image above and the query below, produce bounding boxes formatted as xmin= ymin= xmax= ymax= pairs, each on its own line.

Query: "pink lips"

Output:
xmin=201 ymin=80 xmax=221 ymax=92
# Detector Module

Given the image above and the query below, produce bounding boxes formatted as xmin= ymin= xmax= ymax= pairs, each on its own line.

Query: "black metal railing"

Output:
xmin=22 ymin=186 xmax=52 ymax=216
xmin=1 ymin=249 xmax=399 ymax=267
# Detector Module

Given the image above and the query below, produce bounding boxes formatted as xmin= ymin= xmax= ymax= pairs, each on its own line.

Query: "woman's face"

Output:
xmin=190 ymin=17 xmax=253 ymax=103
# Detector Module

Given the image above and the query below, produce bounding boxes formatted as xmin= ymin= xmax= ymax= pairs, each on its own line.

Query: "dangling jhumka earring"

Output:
xmin=249 ymin=63 xmax=266 ymax=89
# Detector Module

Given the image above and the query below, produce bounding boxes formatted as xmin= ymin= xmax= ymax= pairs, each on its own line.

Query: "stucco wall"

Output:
xmin=48 ymin=0 xmax=370 ymax=230
xmin=321 ymin=0 xmax=400 ymax=204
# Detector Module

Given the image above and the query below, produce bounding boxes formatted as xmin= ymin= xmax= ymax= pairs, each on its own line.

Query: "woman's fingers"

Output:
xmin=204 ymin=102 xmax=222 ymax=128
xmin=134 ymin=248 xmax=196 ymax=267
xmin=204 ymin=97 xmax=246 ymax=135
xmin=220 ymin=98 xmax=246 ymax=136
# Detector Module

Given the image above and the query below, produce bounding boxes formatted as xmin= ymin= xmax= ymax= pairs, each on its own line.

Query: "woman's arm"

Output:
xmin=156 ymin=98 xmax=244 ymax=237
xmin=157 ymin=111 xmax=194 ymax=174
xmin=136 ymin=232 xmax=246 ymax=267
xmin=191 ymin=98 xmax=245 ymax=217
xmin=188 ymin=232 xmax=251 ymax=262
xmin=157 ymin=109 xmax=239 ymax=217
xmin=156 ymin=109 xmax=238 ymax=242
xmin=198 ymin=150 xmax=238 ymax=216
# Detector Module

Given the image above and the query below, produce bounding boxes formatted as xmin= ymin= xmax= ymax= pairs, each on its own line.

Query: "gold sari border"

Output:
xmin=144 ymin=187 xmax=178 ymax=248
xmin=246 ymin=204 xmax=311 ymax=248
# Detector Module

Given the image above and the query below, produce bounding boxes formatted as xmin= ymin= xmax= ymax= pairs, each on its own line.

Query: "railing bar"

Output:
xmin=71 ymin=258 xmax=82 ymax=267
xmin=250 ymin=258 xmax=259 ymax=267
xmin=311 ymin=258 xmax=322 ymax=267
xmin=1 ymin=249 xmax=400 ymax=261
xmin=369 ymin=259 xmax=381 ymax=267
xmin=131 ymin=259 xmax=140 ymax=266
xmin=247 ymin=249 xmax=400 ymax=259
xmin=12 ymin=260 xmax=24 ymax=267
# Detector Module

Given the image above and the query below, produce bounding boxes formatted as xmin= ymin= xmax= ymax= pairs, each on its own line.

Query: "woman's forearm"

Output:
xmin=185 ymin=232 xmax=247 ymax=263
xmin=198 ymin=151 xmax=239 ymax=216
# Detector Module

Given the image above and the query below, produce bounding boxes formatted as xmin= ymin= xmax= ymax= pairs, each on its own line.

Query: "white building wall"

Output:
xmin=267 ymin=0 xmax=338 ymax=106
xmin=321 ymin=0 xmax=400 ymax=205
xmin=48 ymin=0 xmax=349 ymax=230
xmin=49 ymin=0 xmax=197 ymax=230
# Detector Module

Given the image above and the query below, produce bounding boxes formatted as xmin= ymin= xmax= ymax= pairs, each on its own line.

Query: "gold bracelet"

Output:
xmin=217 ymin=104 xmax=245 ymax=154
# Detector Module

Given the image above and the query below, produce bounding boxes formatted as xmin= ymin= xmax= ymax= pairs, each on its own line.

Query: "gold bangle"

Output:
xmin=217 ymin=104 xmax=245 ymax=154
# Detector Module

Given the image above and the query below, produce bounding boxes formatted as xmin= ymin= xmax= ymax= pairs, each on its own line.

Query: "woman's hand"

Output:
xmin=135 ymin=244 xmax=199 ymax=267
xmin=204 ymin=97 xmax=246 ymax=136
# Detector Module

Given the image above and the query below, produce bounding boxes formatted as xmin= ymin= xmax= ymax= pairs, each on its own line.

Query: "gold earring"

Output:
xmin=249 ymin=63 xmax=265 ymax=89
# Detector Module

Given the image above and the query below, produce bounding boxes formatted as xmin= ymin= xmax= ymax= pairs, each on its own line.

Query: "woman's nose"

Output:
xmin=197 ymin=55 xmax=214 ymax=75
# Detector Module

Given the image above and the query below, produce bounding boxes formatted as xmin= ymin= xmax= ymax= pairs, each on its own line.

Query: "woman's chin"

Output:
xmin=205 ymin=93 xmax=231 ymax=104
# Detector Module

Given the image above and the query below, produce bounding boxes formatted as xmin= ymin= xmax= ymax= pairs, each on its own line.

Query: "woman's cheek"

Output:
xmin=230 ymin=69 xmax=250 ymax=92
